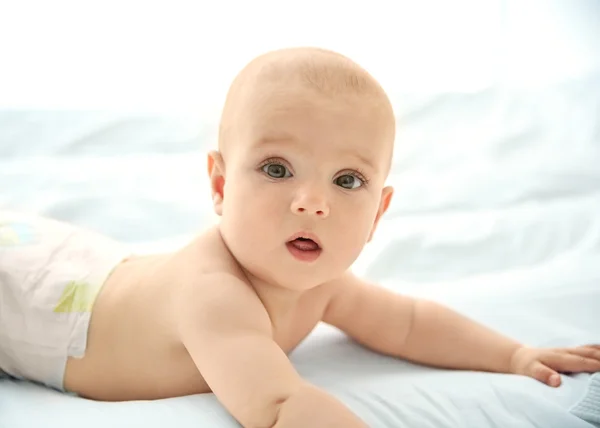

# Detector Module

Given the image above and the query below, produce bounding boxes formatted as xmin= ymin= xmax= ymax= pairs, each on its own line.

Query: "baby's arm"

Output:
xmin=324 ymin=271 xmax=521 ymax=371
xmin=323 ymin=272 xmax=600 ymax=385
xmin=177 ymin=273 xmax=366 ymax=428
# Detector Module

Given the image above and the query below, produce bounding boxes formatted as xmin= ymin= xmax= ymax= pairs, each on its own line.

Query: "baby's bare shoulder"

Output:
xmin=167 ymin=228 xmax=271 ymax=332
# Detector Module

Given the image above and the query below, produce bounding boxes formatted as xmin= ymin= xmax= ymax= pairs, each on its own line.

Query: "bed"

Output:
xmin=1 ymin=1 xmax=599 ymax=426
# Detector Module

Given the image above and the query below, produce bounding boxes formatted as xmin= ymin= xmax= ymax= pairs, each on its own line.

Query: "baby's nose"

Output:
xmin=291 ymin=191 xmax=330 ymax=218
xmin=294 ymin=205 xmax=328 ymax=217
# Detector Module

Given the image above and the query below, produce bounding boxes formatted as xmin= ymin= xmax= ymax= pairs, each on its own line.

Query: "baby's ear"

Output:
xmin=207 ymin=151 xmax=225 ymax=216
xmin=367 ymin=185 xmax=393 ymax=242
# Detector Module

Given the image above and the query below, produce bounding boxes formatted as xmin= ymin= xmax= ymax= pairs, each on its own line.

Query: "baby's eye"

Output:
xmin=262 ymin=163 xmax=292 ymax=179
xmin=335 ymin=174 xmax=363 ymax=189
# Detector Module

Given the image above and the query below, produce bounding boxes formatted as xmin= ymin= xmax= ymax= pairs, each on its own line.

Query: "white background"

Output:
xmin=1 ymin=0 xmax=598 ymax=113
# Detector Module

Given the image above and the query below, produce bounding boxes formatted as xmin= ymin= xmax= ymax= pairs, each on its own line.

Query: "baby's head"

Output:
xmin=208 ymin=47 xmax=395 ymax=290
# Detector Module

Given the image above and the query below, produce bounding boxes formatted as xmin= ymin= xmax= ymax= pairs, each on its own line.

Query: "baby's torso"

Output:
xmin=64 ymin=227 xmax=332 ymax=401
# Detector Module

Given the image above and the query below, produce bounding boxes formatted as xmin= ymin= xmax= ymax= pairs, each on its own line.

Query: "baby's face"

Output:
xmin=215 ymin=81 xmax=394 ymax=290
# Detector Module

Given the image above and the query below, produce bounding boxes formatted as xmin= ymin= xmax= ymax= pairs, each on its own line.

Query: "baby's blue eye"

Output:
xmin=335 ymin=174 xmax=363 ymax=189
xmin=262 ymin=163 xmax=291 ymax=179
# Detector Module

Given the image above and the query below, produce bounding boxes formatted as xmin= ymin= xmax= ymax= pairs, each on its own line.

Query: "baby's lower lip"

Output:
xmin=286 ymin=242 xmax=322 ymax=262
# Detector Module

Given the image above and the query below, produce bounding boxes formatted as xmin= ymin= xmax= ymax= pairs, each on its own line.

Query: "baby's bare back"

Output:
xmin=63 ymin=227 xmax=329 ymax=401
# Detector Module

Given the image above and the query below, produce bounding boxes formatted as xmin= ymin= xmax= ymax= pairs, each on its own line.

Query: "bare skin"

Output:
xmin=43 ymin=47 xmax=600 ymax=428
xmin=63 ymin=226 xmax=335 ymax=401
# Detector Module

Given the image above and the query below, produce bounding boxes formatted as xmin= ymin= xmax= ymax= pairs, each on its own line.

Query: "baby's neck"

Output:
xmin=242 ymin=269 xmax=305 ymax=323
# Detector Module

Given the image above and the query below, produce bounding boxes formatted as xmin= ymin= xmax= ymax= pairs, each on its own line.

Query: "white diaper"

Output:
xmin=0 ymin=211 xmax=131 ymax=391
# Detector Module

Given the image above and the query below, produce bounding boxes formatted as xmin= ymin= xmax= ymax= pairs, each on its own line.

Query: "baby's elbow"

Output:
xmin=234 ymin=395 xmax=288 ymax=428
xmin=264 ymin=397 xmax=287 ymax=428
xmin=266 ymin=397 xmax=290 ymax=428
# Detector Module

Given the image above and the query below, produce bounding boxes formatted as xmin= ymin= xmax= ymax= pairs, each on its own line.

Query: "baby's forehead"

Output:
xmin=240 ymin=58 xmax=392 ymax=131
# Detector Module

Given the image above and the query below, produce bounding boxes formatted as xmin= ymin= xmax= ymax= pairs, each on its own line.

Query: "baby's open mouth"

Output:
xmin=285 ymin=234 xmax=322 ymax=262
xmin=288 ymin=237 xmax=321 ymax=251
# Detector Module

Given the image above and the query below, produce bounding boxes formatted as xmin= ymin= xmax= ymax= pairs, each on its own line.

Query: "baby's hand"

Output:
xmin=510 ymin=345 xmax=600 ymax=387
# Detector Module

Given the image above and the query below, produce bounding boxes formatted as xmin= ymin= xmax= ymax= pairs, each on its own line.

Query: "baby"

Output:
xmin=1 ymin=47 xmax=599 ymax=428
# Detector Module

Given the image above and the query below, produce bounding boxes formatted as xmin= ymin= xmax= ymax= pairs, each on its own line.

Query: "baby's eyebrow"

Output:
xmin=253 ymin=134 xmax=297 ymax=147
xmin=336 ymin=148 xmax=377 ymax=172
xmin=253 ymin=135 xmax=378 ymax=171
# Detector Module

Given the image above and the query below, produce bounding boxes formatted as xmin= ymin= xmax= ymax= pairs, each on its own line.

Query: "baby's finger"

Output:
xmin=543 ymin=352 xmax=600 ymax=373
xmin=564 ymin=346 xmax=600 ymax=361
xmin=528 ymin=361 xmax=561 ymax=387
xmin=575 ymin=345 xmax=600 ymax=352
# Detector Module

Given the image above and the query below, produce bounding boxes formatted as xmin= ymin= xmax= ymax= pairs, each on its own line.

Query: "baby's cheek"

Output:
xmin=335 ymin=219 xmax=370 ymax=259
xmin=238 ymin=192 xmax=277 ymax=232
